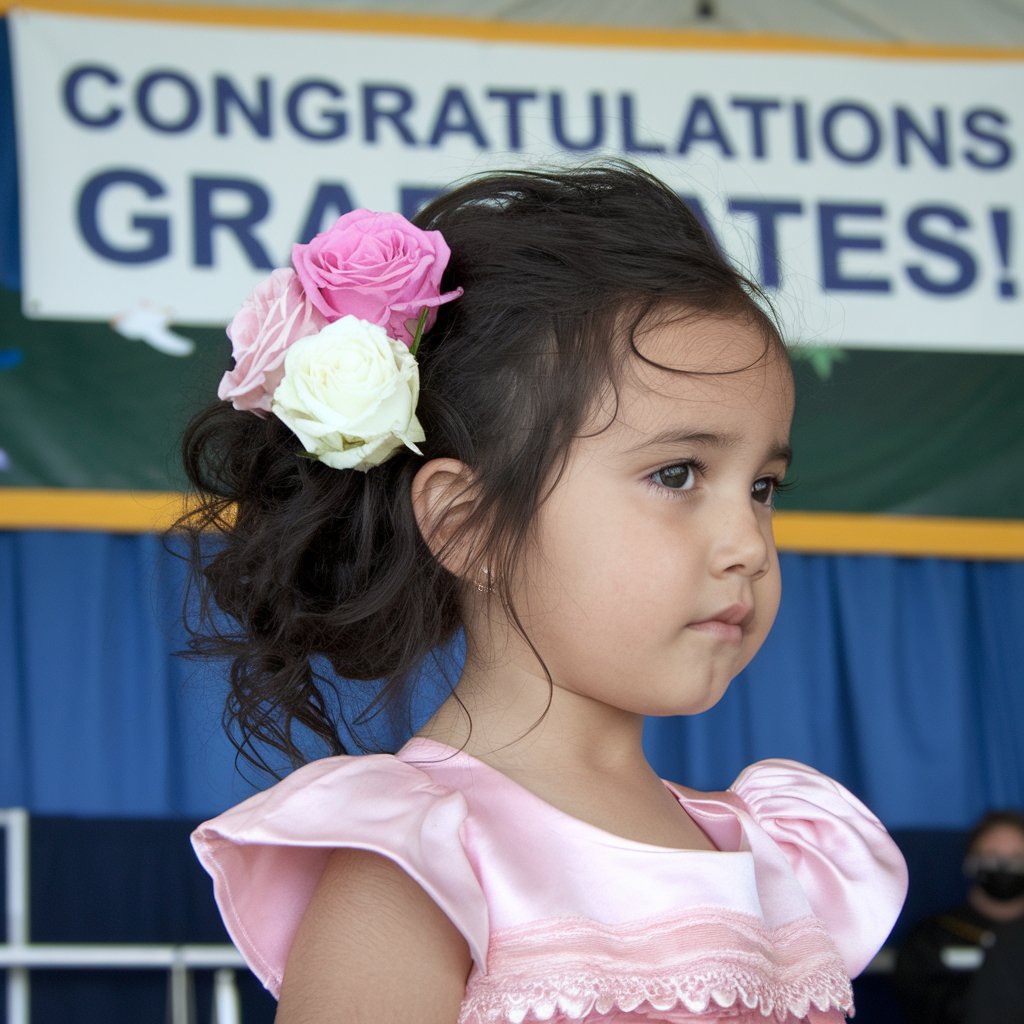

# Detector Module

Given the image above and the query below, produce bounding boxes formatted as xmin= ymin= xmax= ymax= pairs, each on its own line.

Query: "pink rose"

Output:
xmin=291 ymin=209 xmax=462 ymax=348
xmin=218 ymin=268 xmax=329 ymax=414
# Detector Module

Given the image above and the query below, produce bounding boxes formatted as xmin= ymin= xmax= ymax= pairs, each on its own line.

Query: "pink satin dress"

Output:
xmin=192 ymin=737 xmax=907 ymax=1023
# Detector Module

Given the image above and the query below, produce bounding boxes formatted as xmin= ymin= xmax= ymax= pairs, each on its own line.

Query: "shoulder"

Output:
xmin=194 ymin=752 xmax=471 ymax=858
xmin=276 ymin=846 xmax=472 ymax=1023
xmin=727 ymin=758 xmax=905 ymax=862
xmin=192 ymin=752 xmax=488 ymax=997
xmin=728 ymin=759 xmax=909 ymax=977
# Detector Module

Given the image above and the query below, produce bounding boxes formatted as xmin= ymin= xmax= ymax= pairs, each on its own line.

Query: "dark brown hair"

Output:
xmin=177 ymin=161 xmax=783 ymax=773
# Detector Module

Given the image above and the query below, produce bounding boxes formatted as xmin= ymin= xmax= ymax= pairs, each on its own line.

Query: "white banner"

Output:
xmin=10 ymin=8 xmax=1024 ymax=351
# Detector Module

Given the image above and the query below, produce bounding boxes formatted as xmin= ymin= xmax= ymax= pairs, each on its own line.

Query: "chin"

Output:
xmin=648 ymin=684 xmax=733 ymax=718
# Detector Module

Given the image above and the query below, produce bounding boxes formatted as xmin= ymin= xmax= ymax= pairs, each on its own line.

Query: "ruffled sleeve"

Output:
xmin=191 ymin=754 xmax=488 ymax=997
xmin=730 ymin=758 xmax=908 ymax=978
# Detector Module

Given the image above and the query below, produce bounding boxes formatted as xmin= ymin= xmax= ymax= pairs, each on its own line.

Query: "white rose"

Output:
xmin=271 ymin=315 xmax=425 ymax=472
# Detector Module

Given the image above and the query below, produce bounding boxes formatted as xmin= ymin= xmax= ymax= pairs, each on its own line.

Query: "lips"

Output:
xmin=706 ymin=603 xmax=753 ymax=627
xmin=687 ymin=603 xmax=752 ymax=644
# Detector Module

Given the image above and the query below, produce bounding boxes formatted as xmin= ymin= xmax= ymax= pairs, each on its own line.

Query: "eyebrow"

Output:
xmin=626 ymin=430 xmax=793 ymax=469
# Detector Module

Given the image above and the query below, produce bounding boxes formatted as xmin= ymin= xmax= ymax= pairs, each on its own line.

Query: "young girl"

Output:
xmin=185 ymin=162 xmax=907 ymax=1023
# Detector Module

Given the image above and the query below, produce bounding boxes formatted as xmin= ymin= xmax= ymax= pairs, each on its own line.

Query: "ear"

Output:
xmin=411 ymin=458 xmax=482 ymax=576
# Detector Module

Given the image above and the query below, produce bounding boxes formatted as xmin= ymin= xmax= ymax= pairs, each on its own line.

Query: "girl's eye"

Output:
xmin=752 ymin=476 xmax=779 ymax=505
xmin=651 ymin=463 xmax=697 ymax=491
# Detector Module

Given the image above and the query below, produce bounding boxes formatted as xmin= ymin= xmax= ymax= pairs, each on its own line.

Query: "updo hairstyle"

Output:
xmin=178 ymin=160 xmax=782 ymax=771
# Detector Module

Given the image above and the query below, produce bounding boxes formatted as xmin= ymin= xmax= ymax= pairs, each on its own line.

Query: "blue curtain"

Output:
xmin=644 ymin=554 xmax=1024 ymax=827
xmin=2 ymin=530 xmax=1022 ymax=827
xmin=0 ymin=531 xmax=257 ymax=817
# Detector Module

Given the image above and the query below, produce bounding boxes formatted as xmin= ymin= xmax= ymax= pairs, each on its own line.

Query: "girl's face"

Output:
xmin=502 ymin=314 xmax=794 ymax=719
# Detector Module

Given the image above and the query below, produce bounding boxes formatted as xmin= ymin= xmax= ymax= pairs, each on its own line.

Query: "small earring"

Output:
xmin=476 ymin=567 xmax=494 ymax=594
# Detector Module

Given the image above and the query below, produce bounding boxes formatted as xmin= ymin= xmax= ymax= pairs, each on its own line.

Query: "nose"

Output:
xmin=711 ymin=500 xmax=772 ymax=579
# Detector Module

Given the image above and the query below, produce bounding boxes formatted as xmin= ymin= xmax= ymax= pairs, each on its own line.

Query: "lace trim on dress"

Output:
xmin=459 ymin=907 xmax=852 ymax=1023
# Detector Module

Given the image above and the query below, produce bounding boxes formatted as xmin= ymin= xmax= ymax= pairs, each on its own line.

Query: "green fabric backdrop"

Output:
xmin=2 ymin=286 xmax=1022 ymax=518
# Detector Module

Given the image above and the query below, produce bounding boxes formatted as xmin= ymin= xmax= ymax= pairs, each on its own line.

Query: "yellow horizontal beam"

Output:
xmin=3 ymin=0 xmax=1023 ymax=60
xmin=772 ymin=512 xmax=1024 ymax=560
xmin=0 ymin=489 xmax=187 ymax=533
xmin=2 ymin=489 xmax=1023 ymax=559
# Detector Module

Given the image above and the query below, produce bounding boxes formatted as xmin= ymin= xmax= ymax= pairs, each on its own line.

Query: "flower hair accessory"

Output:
xmin=218 ymin=210 xmax=462 ymax=471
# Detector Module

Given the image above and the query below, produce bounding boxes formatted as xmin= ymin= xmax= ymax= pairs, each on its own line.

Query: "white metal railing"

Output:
xmin=1 ymin=807 xmax=246 ymax=1024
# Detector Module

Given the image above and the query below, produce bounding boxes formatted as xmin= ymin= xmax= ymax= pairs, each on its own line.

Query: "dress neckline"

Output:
xmin=399 ymin=735 xmax=747 ymax=857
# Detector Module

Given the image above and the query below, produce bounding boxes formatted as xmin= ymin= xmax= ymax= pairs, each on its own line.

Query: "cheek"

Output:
xmin=514 ymin=515 xmax=633 ymax=632
xmin=754 ymin=558 xmax=784 ymax=637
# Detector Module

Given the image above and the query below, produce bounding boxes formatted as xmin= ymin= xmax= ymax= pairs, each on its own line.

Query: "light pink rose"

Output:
xmin=291 ymin=209 xmax=462 ymax=348
xmin=218 ymin=268 xmax=329 ymax=414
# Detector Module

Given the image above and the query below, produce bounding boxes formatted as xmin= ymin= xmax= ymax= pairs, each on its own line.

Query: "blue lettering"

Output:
xmin=400 ymin=186 xmax=444 ymax=220
xmin=296 ymin=184 xmax=356 ymax=244
xmin=428 ymin=87 xmax=489 ymax=148
xmin=550 ymin=92 xmax=605 ymax=151
xmin=729 ymin=98 xmax=781 ymax=159
xmin=677 ymin=97 xmax=734 ymax=158
xmin=192 ymin=177 xmax=272 ymax=268
xmin=819 ymin=203 xmax=891 ymax=292
xmin=63 ymin=65 xmax=121 ymax=129
xmin=963 ymin=108 xmax=1013 ymax=170
xmin=677 ymin=194 xmax=722 ymax=251
xmin=486 ymin=89 xmax=538 ymax=150
xmin=620 ymin=94 xmax=665 ymax=154
xmin=137 ymin=71 xmax=200 ymax=134
xmin=287 ymin=80 xmax=346 ymax=141
xmin=362 ymin=84 xmax=416 ymax=144
xmin=895 ymin=107 xmax=950 ymax=167
xmin=905 ymin=205 xmax=977 ymax=294
xmin=792 ymin=101 xmax=811 ymax=162
xmin=728 ymin=198 xmax=803 ymax=288
xmin=78 ymin=169 xmax=169 ymax=263
xmin=821 ymin=102 xmax=881 ymax=164
xmin=215 ymin=76 xmax=271 ymax=138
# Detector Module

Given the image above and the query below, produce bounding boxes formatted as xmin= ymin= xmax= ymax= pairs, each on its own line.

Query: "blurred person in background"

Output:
xmin=895 ymin=810 xmax=1024 ymax=1024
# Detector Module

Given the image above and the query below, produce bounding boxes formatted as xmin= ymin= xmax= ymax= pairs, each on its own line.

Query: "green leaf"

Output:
xmin=790 ymin=345 xmax=848 ymax=381
xmin=409 ymin=306 xmax=430 ymax=358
